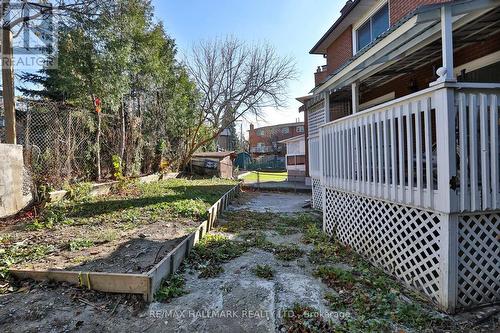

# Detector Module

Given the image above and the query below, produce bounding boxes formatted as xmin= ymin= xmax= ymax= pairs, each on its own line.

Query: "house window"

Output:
xmin=281 ymin=127 xmax=289 ymax=134
xmin=296 ymin=126 xmax=304 ymax=133
xmin=257 ymin=129 xmax=264 ymax=136
xmin=356 ymin=4 xmax=389 ymax=52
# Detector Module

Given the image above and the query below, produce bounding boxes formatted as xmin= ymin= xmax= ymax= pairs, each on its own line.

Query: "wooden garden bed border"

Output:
xmin=10 ymin=182 xmax=241 ymax=301
xmin=47 ymin=173 xmax=180 ymax=203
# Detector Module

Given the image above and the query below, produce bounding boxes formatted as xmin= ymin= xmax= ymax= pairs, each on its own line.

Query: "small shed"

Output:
xmin=190 ymin=151 xmax=236 ymax=179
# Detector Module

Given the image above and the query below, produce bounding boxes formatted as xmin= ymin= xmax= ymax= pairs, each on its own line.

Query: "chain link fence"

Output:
xmin=1 ymin=97 xmax=195 ymax=190
xmin=0 ymin=99 xmax=120 ymax=188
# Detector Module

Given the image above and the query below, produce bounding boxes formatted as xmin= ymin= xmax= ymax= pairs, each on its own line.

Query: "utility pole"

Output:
xmin=2 ymin=0 xmax=17 ymax=144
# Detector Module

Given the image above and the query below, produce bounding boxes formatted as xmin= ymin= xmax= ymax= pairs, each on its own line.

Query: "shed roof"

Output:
xmin=192 ymin=151 xmax=235 ymax=158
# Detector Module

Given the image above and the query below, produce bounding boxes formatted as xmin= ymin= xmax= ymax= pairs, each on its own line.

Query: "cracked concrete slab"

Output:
xmin=229 ymin=192 xmax=311 ymax=213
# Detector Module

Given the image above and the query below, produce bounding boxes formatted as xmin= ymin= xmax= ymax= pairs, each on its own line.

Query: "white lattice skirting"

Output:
xmin=323 ymin=188 xmax=500 ymax=312
xmin=312 ymin=178 xmax=323 ymax=210
xmin=457 ymin=213 xmax=499 ymax=310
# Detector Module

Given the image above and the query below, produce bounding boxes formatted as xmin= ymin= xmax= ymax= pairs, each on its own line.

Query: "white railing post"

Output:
xmin=319 ymin=126 xmax=327 ymax=232
xmin=433 ymin=87 xmax=458 ymax=213
xmin=439 ymin=213 xmax=458 ymax=313
xmin=434 ymin=86 xmax=459 ymax=313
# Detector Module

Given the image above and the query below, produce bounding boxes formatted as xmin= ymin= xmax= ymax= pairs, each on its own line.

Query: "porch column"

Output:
xmin=438 ymin=5 xmax=456 ymax=82
xmin=351 ymin=81 xmax=359 ymax=114
xmin=324 ymin=91 xmax=330 ymax=122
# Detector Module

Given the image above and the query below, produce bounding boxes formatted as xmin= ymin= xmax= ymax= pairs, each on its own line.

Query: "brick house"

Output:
xmin=300 ymin=0 xmax=500 ymax=313
xmin=248 ymin=122 xmax=304 ymax=158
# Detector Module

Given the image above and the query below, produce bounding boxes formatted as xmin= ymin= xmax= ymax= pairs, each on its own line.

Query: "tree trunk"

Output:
xmin=96 ymin=110 xmax=101 ymax=181
xmin=120 ymin=98 xmax=125 ymax=167
xmin=2 ymin=25 xmax=16 ymax=144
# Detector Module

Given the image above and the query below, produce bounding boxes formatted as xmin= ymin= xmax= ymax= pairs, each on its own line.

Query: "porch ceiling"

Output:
xmin=313 ymin=0 xmax=500 ymax=96
xmin=362 ymin=6 xmax=500 ymax=90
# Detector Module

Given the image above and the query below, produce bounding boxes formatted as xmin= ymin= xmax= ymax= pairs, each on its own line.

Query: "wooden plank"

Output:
xmin=406 ymin=103 xmax=414 ymax=204
xmin=469 ymin=94 xmax=479 ymax=211
xmin=360 ymin=120 xmax=366 ymax=192
xmin=491 ymin=94 xmax=499 ymax=209
xmin=479 ymin=94 xmax=490 ymax=210
xmin=415 ymin=101 xmax=423 ymax=207
xmin=383 ymin=110 xmax=390 ymax=199
xmin=423 ymin=98 xmax=433 ymax=208
xmin=376 ymin=112 xmax=383 ymax=198
xmin=147 ymin=254 xmax=172 ymax=301
xmin=171 ymin=238 xmax=189 ymax=272
xmin=365 ymin=117 xmax=371 ymax=196
xmin=355 ymin=120 xmax=361 ymax=193
xmin=11 ymin=269 xmax=150 ymax=297
xmin=391 ymin=108 xmax=397 ymax=201
xmin=458 ymin=93 xmax=468 ymax=212
xmin=370 ymin=114 xmax=376 ymax=196
xmin=398 ymin=106 xmax=405 ymax=203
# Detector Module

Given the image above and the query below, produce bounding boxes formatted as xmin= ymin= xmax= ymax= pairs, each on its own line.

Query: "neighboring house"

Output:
xmin=300 ymin=0 xmax=500 ymax=314
xmin=279 ymin=135 xmax=306 ymax=182
xmin=248 ymin=122 xmax=304 ymax=158
xmin=216 ymin=128 xmax=232 ymax=151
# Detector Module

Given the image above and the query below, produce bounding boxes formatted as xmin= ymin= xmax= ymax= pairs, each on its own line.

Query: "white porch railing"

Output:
xmin=319 ymin=82 xmax=500 ymax=214
xmin=308 ymin=135 xmax=321 ymax=178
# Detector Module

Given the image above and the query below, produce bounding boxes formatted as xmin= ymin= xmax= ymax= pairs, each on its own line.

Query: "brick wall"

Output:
xmin=330 ymin=99 xmax=352 ymax=121
xmin=314 ymin=69 xmax=330 ymax=86
xmin=249 ymin=124 xmax=304 ymax=156
xmin=326 ymin=27 xmax=353 ymax=74
xmin=389 ymin=0 xmax=451 ymax=25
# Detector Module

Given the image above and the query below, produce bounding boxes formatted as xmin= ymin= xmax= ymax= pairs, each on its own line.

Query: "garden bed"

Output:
xmin=0 ymin=178 xmax=237 ymax=280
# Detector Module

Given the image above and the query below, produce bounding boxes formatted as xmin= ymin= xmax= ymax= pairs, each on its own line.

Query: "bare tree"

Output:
xmin=184 ymin=37 xmax=296 ymax=165
xmin=1 ymin=0 xmax=102 ymax=144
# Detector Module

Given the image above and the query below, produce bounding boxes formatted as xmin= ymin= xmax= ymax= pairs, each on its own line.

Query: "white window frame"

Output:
xmin=281 ymin=127 xmax=290 ymax=134
xmin=352 ymin=1 xmax=389 ymax=55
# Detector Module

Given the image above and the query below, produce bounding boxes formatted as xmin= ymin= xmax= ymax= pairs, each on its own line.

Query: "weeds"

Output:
xmin=313 ymin=266 xmax=356 ymax=290
xmin=0 ymin=243 xmax=55 ymax=280
xmin=187 ymin=234 xmax=248 ymax=278
xmin=252 ymin=264 xmax=274 ymax=279
xmin=68 ymin=239 xmax=95 ymax=251
xmin=155 ymin=274 xmax=188 ymax=302
xmin=273 ymin=244 xmax=304 ymax=261
xmin=281 ymin=303 xmax=333 ymax=333
xmin=64 ymin=182 xmax=93 ymax=201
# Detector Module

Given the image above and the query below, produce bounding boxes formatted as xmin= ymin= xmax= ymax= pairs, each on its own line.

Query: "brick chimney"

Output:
xmin=250 ymin=123 xmax=254 ymax=130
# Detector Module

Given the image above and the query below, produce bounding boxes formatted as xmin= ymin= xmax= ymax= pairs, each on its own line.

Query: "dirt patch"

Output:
xmin=12 ymin=219 xmax=198 ymax=274
xmin=1 ymin=178 xmax=237 ymax=281
xmin=0 ymin=281 xmax=149 ymax=333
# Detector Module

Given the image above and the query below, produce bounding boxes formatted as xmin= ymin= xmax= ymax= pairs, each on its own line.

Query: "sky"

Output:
xmin=151 ymin=0 xmax=344 ymax=135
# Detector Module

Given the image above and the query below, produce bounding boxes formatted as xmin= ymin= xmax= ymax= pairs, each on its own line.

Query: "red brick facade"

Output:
xmin=248 ymin=123 xmax=305 ymax=157
xmin=389 ymin=0 xmax=451 ymax=25
xmin=326 ymin=27 xmax=353 ymax=75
